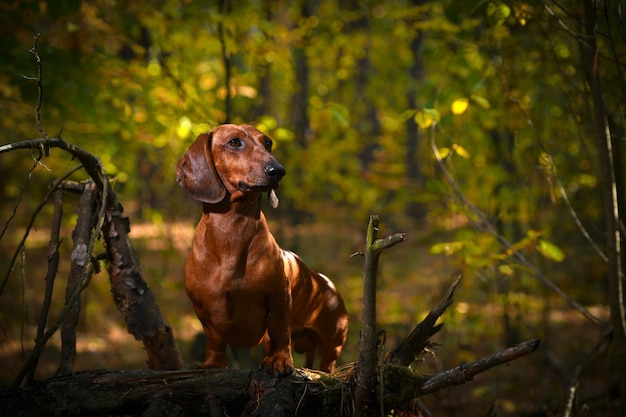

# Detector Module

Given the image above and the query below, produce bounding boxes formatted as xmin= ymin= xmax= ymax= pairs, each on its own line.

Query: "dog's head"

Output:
xmin=176 ymin=124 xmax=285 ymax=205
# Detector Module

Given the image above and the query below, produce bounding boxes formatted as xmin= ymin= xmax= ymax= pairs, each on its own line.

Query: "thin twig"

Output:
xmin=0 ymin=165 xmax=83 ymax=294
xmin=547 ymin=153 xmax=608 ymax=263
xmin=27 ymin=188 xmax=64 ymax=385
xmin=27 ymin=33 xmax=49 ymax=141
xmin=0 ymin=156 xmax=40 ymax=243
xmin=563 ymin=326 xmax=612 ymax=417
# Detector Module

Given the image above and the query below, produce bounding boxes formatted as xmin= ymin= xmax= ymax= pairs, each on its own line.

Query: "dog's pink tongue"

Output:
xmin=269 ymin=189 xmax=279 ymax=209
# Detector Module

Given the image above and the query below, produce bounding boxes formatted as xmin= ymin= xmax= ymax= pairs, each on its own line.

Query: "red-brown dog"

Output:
xmin=177 ymin=124 xmax=348 ymax=374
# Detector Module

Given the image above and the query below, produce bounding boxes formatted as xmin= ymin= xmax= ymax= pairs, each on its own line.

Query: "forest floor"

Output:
xmin=0 ymin=216 xmax=614 ymax=416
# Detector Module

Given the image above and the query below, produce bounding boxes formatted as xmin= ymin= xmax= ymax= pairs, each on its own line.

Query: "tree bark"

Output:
xmin=352 ymin=215 xmax=405 ymax=416
xmin=57 ymin=181 xmax=96 ymax=376
xmin=1 ymin=336 xmax=540 ymax=417
xmin=1 ymin=368 xmax=340 ymax=417
xmin=28 ymin=188 xmax=64 ymax=384
xmin=103 ymin=200 xmax=184 ymax=371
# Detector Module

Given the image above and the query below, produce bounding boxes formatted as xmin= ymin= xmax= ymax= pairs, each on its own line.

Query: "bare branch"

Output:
xmin=0 ymin=165 xmax=83 ymax=294
xmin=58 ymin=182 xmax=97 ymax=377
xmin=26 ymin=33 xmax=49 ymax=141
xmin=417 ymin=338 xmax=541 ymax=395
xmin=352 ymin=215 xmax=405 ymax=416
xmin=386 ymin=275 xmax=462 ymax=366
xmin=0 ymin=157 xmax=39 ymax=243
xmin=27 ymin=189 xmax=64 ymax=385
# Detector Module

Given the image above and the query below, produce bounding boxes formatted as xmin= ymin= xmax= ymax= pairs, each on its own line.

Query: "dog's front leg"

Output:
xmin=194 ymin=306 xmax=230 ymax=369
xmin=261 ymin=291 xmax=294 ymax=375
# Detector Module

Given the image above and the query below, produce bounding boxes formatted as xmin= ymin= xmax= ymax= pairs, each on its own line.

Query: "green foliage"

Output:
xmin=1 ymin=0 xmax=620 ymax=310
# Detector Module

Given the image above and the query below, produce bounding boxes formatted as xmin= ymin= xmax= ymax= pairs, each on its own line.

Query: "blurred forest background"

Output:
xmin=1 ymin=0 xmax=625 ymax=415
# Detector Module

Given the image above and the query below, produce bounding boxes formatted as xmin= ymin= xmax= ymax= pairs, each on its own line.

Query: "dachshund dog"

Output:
xmin=176 ymin=124 xmax=348 ymax=375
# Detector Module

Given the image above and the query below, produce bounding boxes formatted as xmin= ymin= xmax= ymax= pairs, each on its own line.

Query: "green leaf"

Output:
xmin=398 ymin=108 xmax=417 ymax=122
xmin=438 ymin=147 xmax=451 ymax=159
xmin=537 ymin=240 xmax=566 ymax=262
xmin=487 ymin=1 xmax=511 ymax=26
xmin=328 ymin=103 xmax=350 ymax=127
xmin=470 ymin=95 xmax=491 ymax=109
xmin=414 ymin=108 xmax=440 ymax=129
xmin=452 ymin=144 xmax=470 ymax=158
xmin=499 ymin=264 xmax=514 ymax=276
xmin=430 ymin=241 xmax=464 ymax=256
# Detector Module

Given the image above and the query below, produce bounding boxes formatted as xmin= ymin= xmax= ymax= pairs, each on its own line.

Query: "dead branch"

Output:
xmin=58 ymin=181 xmax=97 ymax=376
xmin=103 ymin=200 xmax=184 ymax=370
xmin=352 ymin=215 xmax=406 ymax=417
xmin=1 ymin=334 xmax=540 ymax=417
xmin=28 ymin=189 xmax=64 ymax=385
xmin=418 ymin=338 xmax=540 ymax=395
xmin=386 ymin=274 xmax=462 ymax=366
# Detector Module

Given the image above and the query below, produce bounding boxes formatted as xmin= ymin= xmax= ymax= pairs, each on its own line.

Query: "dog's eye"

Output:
xmin=228 ymin=138 xmax=242 ymax=148
xmin=264 ymin=138 xmax=273 ymax=152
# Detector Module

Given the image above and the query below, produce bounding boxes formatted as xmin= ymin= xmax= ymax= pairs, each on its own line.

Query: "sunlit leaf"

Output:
xmin=499 ymin=264 xmax=514 ymax=276
xmin=430 ymin=240 xmax=482 ymax=257
xmin=451 ymin=98 xmax=469 ymax=115
xmin=430 ymin=241 xmax=464 ymax=256
xmin=176 ymin=116 xmax=192 ymax=139
xmin=438 ymin=147 xmax=451 ymax=159
xmin=452 ymin=144 xmax=470 ymax=158
xmin=414 ymin=108 xmax=440 ymax=129
xmin=274 ymin=127 xmax=294 ymax=142
xmin=513 ymin=3 xmax=532 ymax=26
xmin=147 ymin=59 xmax=161 ymax=76
xmin=256 ymin=115 xmax=278 ymax=132
xmin=538 ymin=152 xmax=553 ymax=168
xmin=537 ymin=240 xmax=566 ymax=262
xmin=463 ymin=240 xmax=483 ymax=256
xmin=487 ymin=1 xmax=511 ymax=26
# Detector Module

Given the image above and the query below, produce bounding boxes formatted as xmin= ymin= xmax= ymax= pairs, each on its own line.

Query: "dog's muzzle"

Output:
xmin=264 ymin=162 xmax=286 ymax=182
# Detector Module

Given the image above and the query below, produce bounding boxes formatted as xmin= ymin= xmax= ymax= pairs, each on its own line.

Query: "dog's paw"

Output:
xmin=261 ymin=355 xmax=295 ymax=376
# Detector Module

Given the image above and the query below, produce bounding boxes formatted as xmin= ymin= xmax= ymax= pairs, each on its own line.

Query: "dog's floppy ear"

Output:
xmin=176 ymin=132 xmax=226 ymax=204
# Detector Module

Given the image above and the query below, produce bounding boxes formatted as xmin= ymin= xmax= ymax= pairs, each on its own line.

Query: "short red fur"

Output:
xmin=177 ymin=124 xmax=348 ymax=374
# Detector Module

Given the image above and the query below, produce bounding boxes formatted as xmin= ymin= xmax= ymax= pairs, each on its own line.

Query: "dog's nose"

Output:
xmin=265 ymin=162 xmax=286 ymax=180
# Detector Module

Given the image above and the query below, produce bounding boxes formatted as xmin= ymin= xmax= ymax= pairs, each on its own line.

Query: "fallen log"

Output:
xmin=1 ymin=336 xmax=540 ymax=417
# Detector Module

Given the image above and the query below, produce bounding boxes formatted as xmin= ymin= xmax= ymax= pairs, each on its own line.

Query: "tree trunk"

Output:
xmin=103 ymin=199 xmax=184 ymax=371
xmin=580 ymin=0 xmax=626 ymax=408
